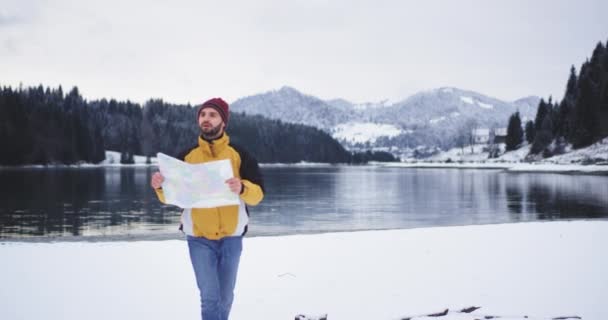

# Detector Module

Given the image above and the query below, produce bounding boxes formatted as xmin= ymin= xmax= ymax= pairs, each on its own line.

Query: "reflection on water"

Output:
xmin=0 ymin=166 xmax=607 ymax=239
xmin=0 ymin=167 xmax=181 ymax=237
xmin=505 ymin=173 xmax=608 ymax=219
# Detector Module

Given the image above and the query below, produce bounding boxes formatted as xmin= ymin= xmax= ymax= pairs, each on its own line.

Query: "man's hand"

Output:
xmin=225 ymin=177 xmax=243 ymax=195
xmin=150 ymin=172 xmax=164 ymax=189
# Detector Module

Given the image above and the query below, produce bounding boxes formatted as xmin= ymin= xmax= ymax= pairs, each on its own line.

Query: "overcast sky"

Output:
xmin=1 ymin=0 xmax=607 ymax=105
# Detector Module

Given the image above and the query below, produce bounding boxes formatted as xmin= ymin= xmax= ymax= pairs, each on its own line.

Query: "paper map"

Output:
xmin=157 ymin=153 xmax=240 ymax=208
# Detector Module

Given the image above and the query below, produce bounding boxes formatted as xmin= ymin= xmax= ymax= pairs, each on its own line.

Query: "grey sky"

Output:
xmin=1 ymin=0 xmax=606 ymax=105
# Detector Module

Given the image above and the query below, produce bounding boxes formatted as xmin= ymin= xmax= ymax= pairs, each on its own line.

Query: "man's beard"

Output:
xmin=200 ymin=122 xmax=223 ymax=140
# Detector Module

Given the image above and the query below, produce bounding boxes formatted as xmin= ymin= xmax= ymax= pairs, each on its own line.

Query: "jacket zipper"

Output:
xmin=210 ymin=143 xmax=220 ymax=235
xmin=209 ymin=141 xmax=216 ymax=158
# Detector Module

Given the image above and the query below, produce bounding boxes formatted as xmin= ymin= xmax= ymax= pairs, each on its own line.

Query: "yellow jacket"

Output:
xmin=154 ymin=133 xmax=264 ymax=239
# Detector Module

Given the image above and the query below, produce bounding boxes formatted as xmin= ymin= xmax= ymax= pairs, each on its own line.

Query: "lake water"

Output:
xmin=1 ymin=165 xmax=607 ymax=240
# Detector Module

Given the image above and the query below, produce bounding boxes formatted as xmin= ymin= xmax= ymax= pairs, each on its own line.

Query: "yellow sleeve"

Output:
xmin=154 ymin=188 xmax=167 ymax=204
xmin=240 ymin=179 xmax=264 ymax=206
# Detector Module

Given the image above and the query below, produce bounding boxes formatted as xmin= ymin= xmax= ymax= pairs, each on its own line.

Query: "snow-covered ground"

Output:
xmin=404 ymin=138 xmax=608 ymax=174
xmin=538 ymin=138 xmax=608 ymax=165
xmin=1 ymin=221 xmax=606 ymax=320
xmin=101 ymin=150 xmax=157 ymax=166
xmin=259 ymin=162 xmax=338 ymax=168
xmin=493 ymin=144 xmax=532 ymax=162
xmin=426 ymin=144 xmax=497 ymax=162
xmin=459 ymin=96 xmax=494 ymax=109
xmin=384 ymin=160 xmax=608 ymax=174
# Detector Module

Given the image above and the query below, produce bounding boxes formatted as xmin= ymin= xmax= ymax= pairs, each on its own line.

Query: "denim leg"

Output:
xmin=187 ymin=236 xmax=221 ymax=320
xmin=187 ymin=236 xmax=243 ymax=320
xmin=218 ymin=236 xmax=243 ymax=320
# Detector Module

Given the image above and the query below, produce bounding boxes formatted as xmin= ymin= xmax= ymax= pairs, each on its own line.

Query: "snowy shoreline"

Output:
xmin=381 ymin=162 xmax=608 ymax=175
xmin=3 ymin=161 xmax=608 ymax=176
xmin=3 ymin=219 xmax=605 ymax=244
xmin=1 ymin=220 xmax=606 ymax=320
xmin=3 ymin=137 xmax=608 ymax=174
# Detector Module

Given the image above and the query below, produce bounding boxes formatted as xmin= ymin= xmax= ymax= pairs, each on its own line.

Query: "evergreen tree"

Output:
xmin=530 ymin=98 xmax=555 ymax=155
xmin=524 ymin=120 xmax=535 ymax=144
xmin=532 ymin=112 xmax=555 ymax=155
xmin=0 ymin=88 xmax=28 ymax=165
xmin=505 ymin=112 xmax=523 ymax=151
xmin=557 ymin=66 xmax=578 ymax=140
xmin=91 ymin=122 xmax=106 ymax=163
xmin=534 ymin=98 xmax=549 ymax=134
xmin=571 ymin=62 xmax=597 ymax=148
xmin=0 ymin=84 xmax=108 ymax=165
xmin=570 ymin=42 xmax=606 ymax=147
xmin=598 ymin=40 xmax=608 ymax=139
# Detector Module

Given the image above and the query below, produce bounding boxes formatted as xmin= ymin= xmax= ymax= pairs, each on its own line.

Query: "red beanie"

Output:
xmin=197 ymin=97 xmax=229 ymax=125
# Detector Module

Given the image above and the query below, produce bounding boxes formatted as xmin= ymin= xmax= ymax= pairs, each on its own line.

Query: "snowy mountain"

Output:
xmin=512 ymin=96 xmax=542 ymax=122
xmin=230 ymin=86 xmax=355 ymax=130
xmin=231 ymin=86 xmax=540 ymax=154
xmin=374 ymin=87 xmax=538 ymax=128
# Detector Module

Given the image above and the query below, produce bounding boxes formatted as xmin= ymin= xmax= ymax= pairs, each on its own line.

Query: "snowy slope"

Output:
xmin=231 ymin=86 xmax=540 ymax=152
xmin=402 ymin=137 xmax=608 ymax=174
xmin=331 ymin=122 xmax=404 ymax=144
xmin=541 ymin=137 xmax=608 ymax=164
xmin=376 ymin=87 xmax=538 ymax=129
xmin=426 ymin=144 xmax=500 ymax=162
xmin=1 ymin=221 xmax=606 ymax=320
xmin=230 ymin=86 xmax=355 ymax=130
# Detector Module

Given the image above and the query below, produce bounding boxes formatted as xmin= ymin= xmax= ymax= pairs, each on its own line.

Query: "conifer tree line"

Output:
xmin=0 ymin=86 xmax=106 ymax=165
xmin=505 ymin=39 xmax=608 ymax=156
xmin=0 ymin=85 xmax=397 ymax=166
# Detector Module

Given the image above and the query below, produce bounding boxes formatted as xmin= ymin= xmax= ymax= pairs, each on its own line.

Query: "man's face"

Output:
xmin=198 ymin=107 xmax=225 ymax=139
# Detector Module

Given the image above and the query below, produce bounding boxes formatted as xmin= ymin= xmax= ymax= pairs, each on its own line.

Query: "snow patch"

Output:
xmin=332 ymin=122 xmax=403 ymax=144
xmin=460 ymin=96 xmax=474 ymax=104
xmin=493 ymin=144 xmax=530 ymax=162
xmin=477 ymin=101 xmax=494 ymax=109
xmin=429 ymin=116 xmax=447 ymax=124
xmin=352 ymin=99 xmax=397 ymax=110
xmin=460 ymin=96 xmax=493 ymax=109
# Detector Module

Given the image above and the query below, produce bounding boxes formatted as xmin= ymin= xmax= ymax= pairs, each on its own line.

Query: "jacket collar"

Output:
xmin=198 ymin=132 xmax=230 ymax=157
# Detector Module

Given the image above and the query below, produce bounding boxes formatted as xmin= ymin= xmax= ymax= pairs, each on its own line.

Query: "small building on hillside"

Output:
xmin=492 ymin=128 xmax=508 ymax=144
xmin=472 ymin=129 xmax=490 ymax=144
xmin=472 ymin=128 xmax=507 ymax=144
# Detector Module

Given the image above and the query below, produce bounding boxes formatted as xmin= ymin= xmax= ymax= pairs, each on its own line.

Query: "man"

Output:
xmin=150 ymin=97 xmax=264 ymax=320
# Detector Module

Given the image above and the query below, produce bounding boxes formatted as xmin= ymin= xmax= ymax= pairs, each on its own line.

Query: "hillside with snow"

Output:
xmin=374 ymin=87 xmax=537 ymax=129
xmin=537 ymin=137 xmax=608 ymax=164
xmin=230 ymin=86 xmax=355 ymax=130
xmin=231 ymin=86 xmax=540 ymax=154
xmin=331 ymin=122 xmax=405 ymax=144
xmin=412 ymin=137 xmax=608 ymax=171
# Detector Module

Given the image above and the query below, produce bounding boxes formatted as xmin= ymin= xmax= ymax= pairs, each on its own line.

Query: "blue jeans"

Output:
xmin=187 ymin=235 xmax=243 ymax=320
